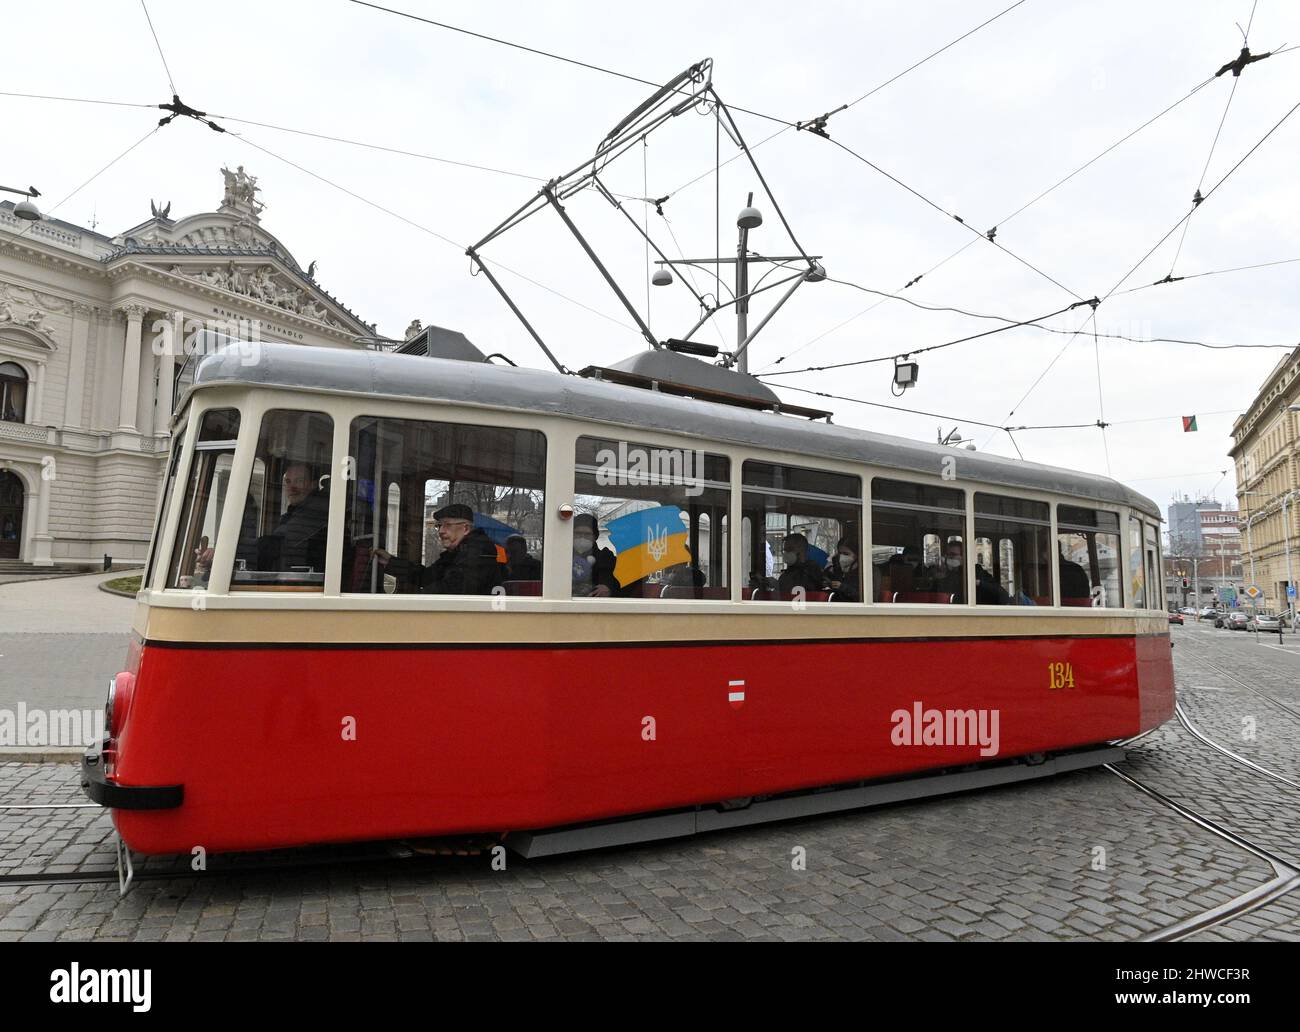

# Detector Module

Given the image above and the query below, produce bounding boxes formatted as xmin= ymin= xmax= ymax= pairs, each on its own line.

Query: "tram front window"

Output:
xmin=344 ymin=416 xmax=545 ymax=595
xmin=233 ymin=410 xmax=334 ymax=591
xmin=871 ymin=479 xmax=966 ymax=603
xmin=167 ymin=408 xmax=240 ymax=590
xmin=573 ymin=437 xmax=730 ymax=599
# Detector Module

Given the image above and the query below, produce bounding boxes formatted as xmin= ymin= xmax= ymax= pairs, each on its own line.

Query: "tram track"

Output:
xmin=1106 ymin=637 xmax=1300 ymax=941
xmin=0 ymin=841 xmax=429 ymax=891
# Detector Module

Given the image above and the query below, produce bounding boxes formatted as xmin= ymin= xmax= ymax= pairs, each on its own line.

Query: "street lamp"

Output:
xmin=0 ymin=184 xmax=42 ymax=221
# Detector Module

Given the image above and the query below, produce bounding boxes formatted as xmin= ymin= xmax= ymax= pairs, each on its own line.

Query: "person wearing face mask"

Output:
xmin=824 ymin=539 xmax=862 ymax=602
xmin=933 ymin=539 xmax=969 ymax=603
xmin=777 ymin=533 xmax=826 ymax=596
xmin=571 ymin=513 xmax=619 ymax=598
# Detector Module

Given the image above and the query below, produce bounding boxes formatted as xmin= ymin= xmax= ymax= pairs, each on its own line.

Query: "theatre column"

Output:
xmin=117 ymin=303 xmax=146 ymax=432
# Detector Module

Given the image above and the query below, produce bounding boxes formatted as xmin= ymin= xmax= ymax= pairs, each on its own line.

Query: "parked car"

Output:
xmin=1226 ymin=612 xmax=1249 ymax=631
xmin=1199 ymin=607 xmax=1218 ymax=619
xmin=1213 ymin=611 xmax=1228 ymax=628
xmin=1179 ymin=606 xmax=1198 ymax=616
xmin=1249 ymin=612 xmax=1281 ymax=633
xmin=1168 ymin=612 xmax=1184 ymax=625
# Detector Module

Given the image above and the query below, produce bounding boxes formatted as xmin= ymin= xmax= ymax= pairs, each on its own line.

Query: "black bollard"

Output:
xmin=103 ymin=554 xmax=111 ymax=571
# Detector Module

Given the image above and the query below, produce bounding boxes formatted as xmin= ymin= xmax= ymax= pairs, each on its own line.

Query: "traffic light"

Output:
xmin=1181 ymin=578 xmax=1189 ymax=589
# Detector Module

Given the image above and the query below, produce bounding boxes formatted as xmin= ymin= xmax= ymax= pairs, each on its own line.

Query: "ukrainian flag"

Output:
xmin=606 ymin=505 xmax=692 ymax=587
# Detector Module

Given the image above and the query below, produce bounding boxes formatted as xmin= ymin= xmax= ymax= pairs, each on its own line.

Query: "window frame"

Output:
xmin=973 ymin=492 xmax=1053 ymax=607
xmin=869 ymin=474 xmax=971 ymax=606
xmin=741 ymin=458 xmax=863 ymax=604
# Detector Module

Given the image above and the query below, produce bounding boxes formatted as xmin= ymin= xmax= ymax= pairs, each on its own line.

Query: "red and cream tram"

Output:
xmin=82 ymin=340 xmax=1174 ymax=856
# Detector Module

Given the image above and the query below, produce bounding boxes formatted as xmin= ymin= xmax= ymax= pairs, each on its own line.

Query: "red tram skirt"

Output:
xmin=111 ymin=632 xmax=1174 ymax=854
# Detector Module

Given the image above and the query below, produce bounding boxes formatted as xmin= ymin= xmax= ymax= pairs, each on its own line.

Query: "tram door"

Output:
xmin=0 ymin=471 xmax=23 ymax=559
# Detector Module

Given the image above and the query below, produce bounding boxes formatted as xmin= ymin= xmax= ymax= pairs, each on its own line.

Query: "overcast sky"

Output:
xmin=5 ymin=0 xmax=1299 ymax=517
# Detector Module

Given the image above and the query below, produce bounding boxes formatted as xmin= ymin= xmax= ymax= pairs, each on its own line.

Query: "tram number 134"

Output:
xmin=1047 ymin=662 xmax=1077 ymax=690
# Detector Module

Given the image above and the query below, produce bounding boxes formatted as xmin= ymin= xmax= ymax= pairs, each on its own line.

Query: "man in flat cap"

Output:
xmin=374 ymin=503 xmax=504 ymax=595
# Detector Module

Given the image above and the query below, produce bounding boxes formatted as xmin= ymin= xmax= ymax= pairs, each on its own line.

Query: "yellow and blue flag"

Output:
xmin=606 ymin=505 xmax=691 ymax=587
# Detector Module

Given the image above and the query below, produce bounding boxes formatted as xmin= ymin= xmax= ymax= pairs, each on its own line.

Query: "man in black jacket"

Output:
xmin=375 ymin=503 xmax=503 ymax=595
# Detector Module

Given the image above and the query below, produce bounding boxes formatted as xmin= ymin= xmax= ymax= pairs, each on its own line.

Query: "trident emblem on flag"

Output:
xmin=646 ymin=523 xmax=669 ymax=562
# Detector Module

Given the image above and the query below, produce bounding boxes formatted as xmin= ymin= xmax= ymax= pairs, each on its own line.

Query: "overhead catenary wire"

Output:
xmin=1101 ymin=90 xmax=1300 ymax=303
xmin=821 ymin=136 xmax=1086 ymax=301
xmin=0 ymin=89 xmax=157 ymax=110
xmin=139 ymin=0 xmax=178 ymax=97
xmin=348 ymin=0 xmax=794 ymax=129
xmin=762 ymin=71 xmax=1221 ymax=371
xmin=804 ymin=276 xmax=1297 ymax=352
xmin=978 ymin=89 xmax=1300 ymax=447
xmin=1115 ymin=254 xmax=1300 ymax=295
xmin=232 ymin=129 xmax=641 ymax=341
xmin=761 ymin=299 xmax=1092 ymax=377
xmin=0 ymin=125 xmax=161 ymax=256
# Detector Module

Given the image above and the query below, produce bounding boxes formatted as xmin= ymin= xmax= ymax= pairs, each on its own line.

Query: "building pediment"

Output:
xmin=105 ymin=254 xmax=372 ymax=335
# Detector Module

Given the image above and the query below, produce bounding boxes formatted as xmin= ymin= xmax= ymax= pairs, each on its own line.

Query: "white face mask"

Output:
xmin=574 ymin=536 xmax=594 ymax=553
xmin=838 ymin=554 xmax=855 ymax=570
xmin=946 ymin=556 xmax=962 ymax=570
xmin=783 ymin=550 xmax=798 ymax=565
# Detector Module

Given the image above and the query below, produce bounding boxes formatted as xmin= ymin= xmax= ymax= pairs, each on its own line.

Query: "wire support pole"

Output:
xmin=465 ymin=249 xmax=567 ymax=375
xmin=543 ymin=186 xmax=660 ymax=350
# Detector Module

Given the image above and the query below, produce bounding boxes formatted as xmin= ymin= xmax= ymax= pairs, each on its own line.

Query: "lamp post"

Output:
xmin=0 ymin=184 xmax=42 ymax=221
xmin=651 ymin=195 xmax=824 ymax=375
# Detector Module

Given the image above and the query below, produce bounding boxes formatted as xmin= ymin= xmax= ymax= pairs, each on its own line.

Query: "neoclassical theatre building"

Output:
xmin=0 ymin=168 xmax=373 ymax=567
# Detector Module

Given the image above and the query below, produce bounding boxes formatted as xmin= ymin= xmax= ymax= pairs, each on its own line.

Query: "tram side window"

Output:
xmin=573 ymin=437 xmax=730 ymax=599
xmin=1056 ymin=505 xmax=1122 ymax=607
xmin=1128 ymin=515 xmax=1147 ymax=609
xmin=742 ymin=462 xmax=861 ymax=602
xmin=233 ymin=410 xmax=335 ymax=591
xmin=167 ymin=408 xmax=240 ymax=590
xmin=974 ymin=494 xmax=1051 ymax=605
xmin=345 ymin=416 xmax=545 ymax=596
xmin=871 ymin=479 xmax=965 ymax=603
xmin=1143 ymin=521 xmax=1160 ymax=611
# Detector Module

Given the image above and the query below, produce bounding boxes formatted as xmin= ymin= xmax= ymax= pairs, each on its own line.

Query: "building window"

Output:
xmin=233 ymin=410 xmax=335 ymax=591
xmin=574 ymin=437 xmax=730 ymax=599
xmin=742 ymin=462 xmax=861 ymax=602
xmin=346 ymin=416 xmax=545 ymax=595
xmin=1057 ymin=505 xmax=1122 ymax=607
xmin=974 ymin=494 xmax=1051 ymax=605
xmin=167 ymin=408 xmax=241 ymax=590
xmin=872 ymin=479 xmax=965 ymax=603
xmin=0 ymin=361 xmax=28 ymax=423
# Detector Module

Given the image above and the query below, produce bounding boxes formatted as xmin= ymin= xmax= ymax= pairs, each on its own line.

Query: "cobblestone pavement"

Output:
xmin=0 ymin=625 xmax=1297 ymax=941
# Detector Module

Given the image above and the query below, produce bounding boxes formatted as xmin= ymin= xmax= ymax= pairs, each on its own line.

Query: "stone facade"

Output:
xmin=0 ymin=169 xmax=373 ymax=566
xmin=1229 ymin=345 xmax=1300 ymax=614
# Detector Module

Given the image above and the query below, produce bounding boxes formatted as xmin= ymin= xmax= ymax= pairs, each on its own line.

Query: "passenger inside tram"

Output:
xmin=571 ymin=513 xmax=619 ymax=598
xmin=824 ymin=538 xmax=862 ymax=602
xmin=504 ymin=534 xmax=541 ymax=581
xmin=777 ymin=533 xmax=827 ymax=595
xmin=373 ymin=503 xmax=504 ymax=595
xmin=1058 ymin=544 xmax=1091 ymax=602
xmin=239 ymin=461 xmax=330 ymax=574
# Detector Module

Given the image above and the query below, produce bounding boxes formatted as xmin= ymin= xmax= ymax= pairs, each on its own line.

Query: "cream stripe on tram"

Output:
xmin=140 ymin=605 xmax=1169 ymax=646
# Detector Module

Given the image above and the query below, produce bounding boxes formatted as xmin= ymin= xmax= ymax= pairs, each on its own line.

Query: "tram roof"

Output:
xmin=191 ymin=343 xmax=1159 ymax=517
